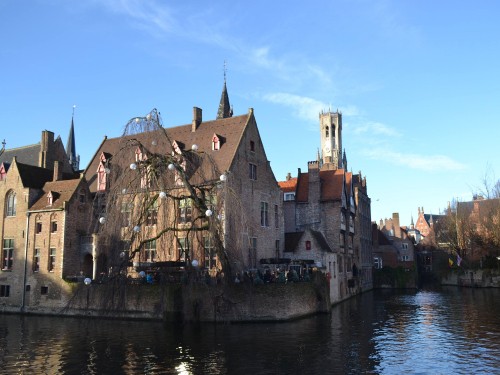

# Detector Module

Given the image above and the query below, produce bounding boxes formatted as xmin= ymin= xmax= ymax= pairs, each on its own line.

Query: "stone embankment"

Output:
xmin=10 ymin=273 xmax=331 ymax=322
xmin=442 ymin=269 xmax=500 ymax=288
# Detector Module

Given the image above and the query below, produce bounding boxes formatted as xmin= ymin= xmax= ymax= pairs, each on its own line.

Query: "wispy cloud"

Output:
xmin=262 ymin=92 xmax=359 ymax=124
xmin=352 ymin=121 xmax=401 ymax=137
xmin=89 ymin=0 xmax=335 ymax=89
xmin=363 ymin=148 xmax=467 ymax=172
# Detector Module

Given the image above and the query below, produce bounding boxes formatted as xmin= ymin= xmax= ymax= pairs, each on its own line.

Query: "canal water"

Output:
xmin=0 ymin=286 xmax=499 ymax=374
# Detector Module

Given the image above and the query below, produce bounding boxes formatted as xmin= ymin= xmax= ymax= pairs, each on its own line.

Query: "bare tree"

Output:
xmin=93 ymin=109 xmax=248 ymax=284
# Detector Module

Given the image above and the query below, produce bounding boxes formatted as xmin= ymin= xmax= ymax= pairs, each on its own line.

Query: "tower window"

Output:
xmin=325 ymin=126 xmax=329 ymax=138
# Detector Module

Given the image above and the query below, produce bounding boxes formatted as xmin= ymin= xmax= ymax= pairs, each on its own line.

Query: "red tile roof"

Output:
xmin=278 ymin=177 xmax=297 ymax=193
xmin=30 ymin=178 xmax=83 ymax=210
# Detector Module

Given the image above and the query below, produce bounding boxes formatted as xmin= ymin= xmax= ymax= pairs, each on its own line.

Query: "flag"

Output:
xmin=449 ymin=258 xmax=453 ymax=267
xmin=457 ymin=253 xmax=462 ymax=267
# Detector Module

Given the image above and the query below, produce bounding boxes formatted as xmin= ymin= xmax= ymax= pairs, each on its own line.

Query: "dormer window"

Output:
xmin=0 ymin=164 xmax=6 ymax=181
xmin=172 ymin=141 xmax=183 ymax=155
xmin=212 ymin=134 xmax=220 ymax=151
xmin=97 ymin=162 xmax=107 ymax=192
xmin=135 ymin=147 xmax=144 ymax=161
xmin=47 ymin=192 xmax=54 ymax=206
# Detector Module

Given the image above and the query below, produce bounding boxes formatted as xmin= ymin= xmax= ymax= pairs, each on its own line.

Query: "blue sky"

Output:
xmin=1 ymin=0 xmax=499 ymax=226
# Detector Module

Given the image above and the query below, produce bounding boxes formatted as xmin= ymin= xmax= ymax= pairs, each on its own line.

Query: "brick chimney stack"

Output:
xmin=53 ymin=160 xmax=63 ymax=181
xmin=192 ymin=107 xmax=202 ymax=132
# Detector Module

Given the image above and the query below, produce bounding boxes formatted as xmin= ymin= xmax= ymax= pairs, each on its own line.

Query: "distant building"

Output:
xmin=376 ymin=213 xmax=416 ymax=267
xmin=456 ymin=195 xmax=500 ymax=261
xmin=414 ymin=206 xmax=445 ymax=239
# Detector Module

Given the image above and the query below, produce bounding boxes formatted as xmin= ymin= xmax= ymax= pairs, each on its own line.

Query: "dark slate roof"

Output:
xmin=310 ymin=230 xmax=333 ymax=252
xmin=423 ymin=213 xmax=446 ymax=225
xmin=0 ymin=144 xmax=40 ymax=167
xmin=30 ymin=178 xmax=82 ymax=210
xmin=284 ymin=232 xmax=304 ymax=252
xmin=16 ymin=162 xmax=54 ymax=189
xmin=85 ymin=113 xmax=251 ymax=193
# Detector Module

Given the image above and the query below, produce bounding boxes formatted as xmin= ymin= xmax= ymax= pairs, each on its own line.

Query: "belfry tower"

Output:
xmin=319 ymin=110 xmax=343 ymax=169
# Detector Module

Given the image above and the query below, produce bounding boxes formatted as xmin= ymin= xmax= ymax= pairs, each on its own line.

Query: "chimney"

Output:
xmin=192 ymin=107 xmax=202 ymax=132
xmin=392 ymin=213 xmax=401 ymax=239
xmin=307 ymin=161 xmax=320 ymax=203
xmin=286 ymin=172 xmax=292 ymax=181
xmin=53 ymin=161 xmax=63 ymax=181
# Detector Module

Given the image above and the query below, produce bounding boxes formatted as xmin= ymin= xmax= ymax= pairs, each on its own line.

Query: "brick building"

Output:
xmin=0 ymin=125 xmax=87 ymax=311
xmin=376 ymin=212 xmax=416 ymax=267
xmin=84 ymin=83 xmax=283 ymax=278
xmin=278 ymin=111 xmax=373 ymax=303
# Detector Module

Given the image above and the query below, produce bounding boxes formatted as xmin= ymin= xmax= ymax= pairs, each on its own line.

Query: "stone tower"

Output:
xmin=319 ymin=110 xmax=343 ymax=169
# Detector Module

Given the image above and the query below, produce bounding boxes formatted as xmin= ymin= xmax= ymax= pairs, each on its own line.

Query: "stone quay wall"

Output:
xmin=8 ymin=274 xmax=331 ymax=322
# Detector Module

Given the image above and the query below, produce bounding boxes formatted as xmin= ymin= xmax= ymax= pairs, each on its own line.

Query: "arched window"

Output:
xmin=6 ymin=191 xmax=16 ymax=216
xmin=325 ymin=126 xmax=329 ymax=138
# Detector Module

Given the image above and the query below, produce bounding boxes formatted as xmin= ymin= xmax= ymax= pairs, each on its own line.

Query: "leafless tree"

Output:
xmin=94 ymin=109 xmax=248 ymax=284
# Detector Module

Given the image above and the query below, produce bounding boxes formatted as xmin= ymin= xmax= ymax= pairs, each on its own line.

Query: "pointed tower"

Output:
xmin=319 ymin=110 xmax=343 ymax=169
xmin=66 ymin=108 xmax=80 ymax=171
xmin=216 ymin=64 xmax=233 ymax=119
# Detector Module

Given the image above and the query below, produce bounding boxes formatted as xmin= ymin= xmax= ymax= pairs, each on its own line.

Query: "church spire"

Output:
xmin=216 ymin=62 xmax=233 ymax=119
xmin=66 ymin=105 xmax=80 ymax=171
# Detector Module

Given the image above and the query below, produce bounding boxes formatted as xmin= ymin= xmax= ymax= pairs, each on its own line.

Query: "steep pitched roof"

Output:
xmin=30 ymin=178 xmax=82 ymax=211
xmin=16 ymin=162 xmax=54 ymax=189
xmin=285 ymin=232 xmax=304 ymax=252
xmin=85 ymin=113 xmax=251 ymax=193
xmin=278 ymin=177 xmax=297 ymax=193
xmin=310 ymin=230 xmax=333 ymax=252
xmin=423 ymin=213 xmax=445 ymax=225
xmin=295 ymin=168 xmax=345 ymax=202
xmin=0 ymin=144 xmax=41 ymax=167
xmin=284 ymin=229 xmax=333 ymax=253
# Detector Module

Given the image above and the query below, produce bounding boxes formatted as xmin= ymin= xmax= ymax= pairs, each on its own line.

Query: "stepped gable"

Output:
xmin=85 ymin=113 xmax=250 ymax=193
xmin=30 ymin=178 xmax=82 ymax=210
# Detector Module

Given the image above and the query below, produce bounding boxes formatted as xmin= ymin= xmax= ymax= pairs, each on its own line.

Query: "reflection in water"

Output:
xmin=0 ymin=287 xmax=498 ymax=374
